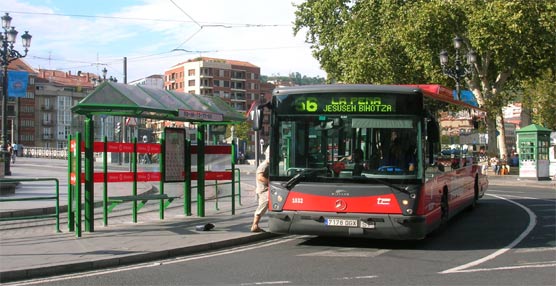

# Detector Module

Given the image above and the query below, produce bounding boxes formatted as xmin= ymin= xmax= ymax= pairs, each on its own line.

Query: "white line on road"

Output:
xmin=240 ymin=281 xmax=291 ymax=285
xmin=7 ymin=236 xmax=302 ymax=286
xmin=333 ymin=275 xmax=378 ymax=280
xmin=443 ymin=262 xmax=556 ymax=273
xmin=440 ymin=194 xmax=537 ymax=274
xmin=298 ymin=248 xmax=389 ymax=257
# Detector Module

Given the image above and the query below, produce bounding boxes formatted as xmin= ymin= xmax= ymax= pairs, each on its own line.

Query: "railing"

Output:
xmin=0 ymin=178 xmax=61 ymax=232
xmin=23 ymin=147 xmax=68 ymax=160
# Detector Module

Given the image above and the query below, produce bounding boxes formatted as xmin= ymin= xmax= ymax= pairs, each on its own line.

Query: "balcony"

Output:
xmin=41 ymin=105 xmax=53 ymax=111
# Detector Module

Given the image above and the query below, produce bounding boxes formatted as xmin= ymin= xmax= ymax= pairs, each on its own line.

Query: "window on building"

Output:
xmin=188 ymin=69 xmax=195 ymax=76
xmin=231 ymin=71 xmax=245 ymax=79
xmin=43 ymin=127 xmax=52 ymax=139
xmin=188 ymin=80 xmax=195 ymax=86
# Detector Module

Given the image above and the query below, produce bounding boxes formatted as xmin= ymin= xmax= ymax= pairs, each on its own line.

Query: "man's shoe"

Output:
xmin=251 ymin=226 xmax=265 ymax=232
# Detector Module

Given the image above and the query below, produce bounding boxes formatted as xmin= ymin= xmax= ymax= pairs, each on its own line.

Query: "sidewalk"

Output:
xmin=1 ymin=157 xmax=272 ymax=283
xmin=0 ymin=158 xmax=553 ymax=283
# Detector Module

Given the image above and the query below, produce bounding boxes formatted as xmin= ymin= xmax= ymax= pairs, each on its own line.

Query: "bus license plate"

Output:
xmin=325 ymin=218 xmax=358 ymax=227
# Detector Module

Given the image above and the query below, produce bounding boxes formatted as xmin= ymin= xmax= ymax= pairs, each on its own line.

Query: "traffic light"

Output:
xmin=115 ymin=122 xmax=121 ymax=134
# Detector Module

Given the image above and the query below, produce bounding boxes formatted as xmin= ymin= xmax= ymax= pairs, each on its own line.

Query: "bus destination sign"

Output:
xmin=293 ymin=95 xmax=395 ymax=114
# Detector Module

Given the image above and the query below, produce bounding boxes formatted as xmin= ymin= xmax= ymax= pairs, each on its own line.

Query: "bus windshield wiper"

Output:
xmin=282 ymin=167 xmax=328 ymax=190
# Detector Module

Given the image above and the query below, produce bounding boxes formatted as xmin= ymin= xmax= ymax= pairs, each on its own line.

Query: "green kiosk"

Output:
xmin=516 ymin=124 xmax=552 ymax=180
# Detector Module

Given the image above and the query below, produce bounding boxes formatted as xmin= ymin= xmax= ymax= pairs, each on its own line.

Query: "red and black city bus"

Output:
xmin=252 ymin=84 xmax=488 ymax=240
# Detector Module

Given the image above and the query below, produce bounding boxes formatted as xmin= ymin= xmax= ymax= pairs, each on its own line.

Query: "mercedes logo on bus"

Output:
xmin=335 ymin=199 xmax=347 ymax=211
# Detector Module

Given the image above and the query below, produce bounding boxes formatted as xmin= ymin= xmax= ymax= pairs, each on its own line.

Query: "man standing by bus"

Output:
xmin=251 ymin=146 xmax=270 ymax=232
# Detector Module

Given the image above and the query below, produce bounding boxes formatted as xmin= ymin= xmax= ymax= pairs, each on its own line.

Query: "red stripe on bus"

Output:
xmin=282 ymin=192 xmax=401 ymax=214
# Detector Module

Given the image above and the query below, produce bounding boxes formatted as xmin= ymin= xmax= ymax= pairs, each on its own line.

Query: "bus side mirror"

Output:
xmin=251 ymin=105 xmax=264 ymax=131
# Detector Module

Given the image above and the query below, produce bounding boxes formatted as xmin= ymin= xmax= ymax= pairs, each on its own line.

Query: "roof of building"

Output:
xmin=171 ymin=57 xmax=259 ymax=68
xmin=7 ymin=58 xmax=37 ymax=74
xmin=36 ymin=69 xmax=97 ymax=88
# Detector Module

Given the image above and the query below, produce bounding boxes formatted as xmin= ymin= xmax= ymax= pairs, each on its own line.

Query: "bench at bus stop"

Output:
xmin=106 ymin=193 xmax=180 ymax=212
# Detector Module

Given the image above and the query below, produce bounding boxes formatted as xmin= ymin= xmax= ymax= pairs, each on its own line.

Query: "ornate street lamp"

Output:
xmin=1 ymin=13 xmax=32 ymax=175
xmin=92 ymin=67 xmax=118 ymax=86
xmin=439 ymin=36 xmax=476 ymax=101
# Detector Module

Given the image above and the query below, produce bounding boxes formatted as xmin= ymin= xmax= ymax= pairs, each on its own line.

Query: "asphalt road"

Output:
xmin=5 ymin=185 xmax=555 ymax=286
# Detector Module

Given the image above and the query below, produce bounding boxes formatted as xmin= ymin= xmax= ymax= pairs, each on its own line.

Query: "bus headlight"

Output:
xmin=269 ymin=183 xmax=289 ymax=211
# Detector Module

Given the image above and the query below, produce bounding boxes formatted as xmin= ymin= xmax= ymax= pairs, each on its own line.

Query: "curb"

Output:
xmin=0 ymin=232 xmax=278 ymax=283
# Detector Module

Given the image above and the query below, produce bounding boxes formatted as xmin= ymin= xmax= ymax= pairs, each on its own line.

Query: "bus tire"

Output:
xmin=440 ymin=188 xmax=449 ymax=226
xmin=470 ymin=177 xmax=479 ymax=210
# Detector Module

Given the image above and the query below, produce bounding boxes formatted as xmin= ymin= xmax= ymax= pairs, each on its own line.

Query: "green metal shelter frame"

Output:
xmin=71 ymin=82 xmax=244 ymax=232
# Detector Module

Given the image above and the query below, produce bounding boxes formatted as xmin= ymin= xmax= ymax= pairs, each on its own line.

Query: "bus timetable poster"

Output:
xmin=164 ymin=128 xmax=185 ymax=182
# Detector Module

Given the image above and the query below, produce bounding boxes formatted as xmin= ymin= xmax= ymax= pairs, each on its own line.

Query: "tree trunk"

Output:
xmin=496 ymin=114 xmax=508 ymax=158
xmin=487 ymin=117 xmax=498 ymax=156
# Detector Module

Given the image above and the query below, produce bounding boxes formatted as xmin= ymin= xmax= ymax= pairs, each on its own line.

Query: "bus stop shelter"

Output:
xmin=71 ymin=82 xmax=244 ymax=231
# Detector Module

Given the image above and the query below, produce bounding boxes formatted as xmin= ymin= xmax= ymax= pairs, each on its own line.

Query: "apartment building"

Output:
xmin=164 ymin=57 xmax=261 ymax=113
xmin=34 ymin=69 xmax=108 ymax=148
xmin=1 ymin=59 xmax=37 ymax=148
xmin=129 ymin=74 xmax=164 ymax=89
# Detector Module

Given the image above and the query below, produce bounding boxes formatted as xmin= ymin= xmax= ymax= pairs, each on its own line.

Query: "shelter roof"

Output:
xmin=71 ymin=82 xmax=245 ymax=123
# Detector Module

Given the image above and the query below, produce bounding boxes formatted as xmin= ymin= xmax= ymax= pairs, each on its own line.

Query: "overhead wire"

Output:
xmin=10 ymin=3 xmax=300 ymax=75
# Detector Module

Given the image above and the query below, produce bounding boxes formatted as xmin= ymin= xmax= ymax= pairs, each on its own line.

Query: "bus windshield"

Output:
xmin=274 ymin=115 xmax=419 ymax=180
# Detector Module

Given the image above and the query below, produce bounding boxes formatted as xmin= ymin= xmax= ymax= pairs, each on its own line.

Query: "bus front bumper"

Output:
xmin=268 ymin=211 xmax=427 ymax=240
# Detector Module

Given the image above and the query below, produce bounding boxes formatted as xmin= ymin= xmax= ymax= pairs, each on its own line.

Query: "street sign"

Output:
xmin=125 ymin=117 xmax=137 ymax=126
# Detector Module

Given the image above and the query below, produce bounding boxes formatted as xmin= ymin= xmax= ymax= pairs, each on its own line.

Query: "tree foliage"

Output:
xmin=225 ymin=121 xmax=251 ymax=142
xmin=293 ymin=0 xmax=556 ymax=155
xmin=521 ymin=69 xmax=556 ymax=130
xmin=261 ymin=72 xmax=326 ymax=85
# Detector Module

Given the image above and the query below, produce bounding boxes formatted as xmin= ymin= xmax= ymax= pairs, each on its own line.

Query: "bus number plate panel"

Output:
xmin=324 ymin=218 xmax=358 ymax=227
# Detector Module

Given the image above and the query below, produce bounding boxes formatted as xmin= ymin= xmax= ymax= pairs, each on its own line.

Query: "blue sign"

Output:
xmin=453 ymin=90 xmax=479 ymax=107
xmin=7 ymin=70 xmax=29 ymax=98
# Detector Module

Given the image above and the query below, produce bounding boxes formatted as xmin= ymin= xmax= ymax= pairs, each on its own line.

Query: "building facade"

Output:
xmin=34 ymin=69 xmax=110 ymax=148
xmin=164 ymin=57 xmax=261 ymax=113
xmin=129 ymin=74 xmax=164 ymax=89
xmin=2 ymin=59 xmax=37 ymax=148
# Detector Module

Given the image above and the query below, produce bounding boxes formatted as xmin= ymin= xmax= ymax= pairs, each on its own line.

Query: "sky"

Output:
xmin=0 ymin=0 xmax=326 ymax=82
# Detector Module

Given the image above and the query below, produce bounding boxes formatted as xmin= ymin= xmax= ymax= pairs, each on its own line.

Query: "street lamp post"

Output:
xmin=439 ymin=36 xmax=476 ymax=101
xmin=1 ymin=13 xmax=31 ymax=176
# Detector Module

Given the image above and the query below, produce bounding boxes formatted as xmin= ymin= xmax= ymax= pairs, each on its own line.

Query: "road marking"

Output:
xmin=298 ymin=248 xmax=389 ymax=257
xmin=514 ymin=247 xmax=556 ymax=253
xmin=333 ymin=275 xmax=378 ymax=280
xmin=441 ymin=194 xmax=537 ymax=274
xmin=240 ymin=281 xmax=291 ymax=285
xmin=444 ymin=261 xmax=556 ymax=273
xmin=7 ymin=236 xmax=302 ymax=286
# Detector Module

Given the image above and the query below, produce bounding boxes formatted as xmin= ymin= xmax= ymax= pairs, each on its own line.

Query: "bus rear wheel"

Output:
xmin=440 ymin=190 xmax=449 ymax=226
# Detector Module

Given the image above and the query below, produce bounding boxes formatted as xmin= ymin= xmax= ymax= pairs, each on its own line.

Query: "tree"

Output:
xmin=521 ymin=69 xmax=556 ymax=130
xmin=294 ymin=0 xmax=556 ymax=156
xmin=225 ymin=121 xmax=251 ymax=142
xmin=261 ymin=73 xmax=325 ymax=85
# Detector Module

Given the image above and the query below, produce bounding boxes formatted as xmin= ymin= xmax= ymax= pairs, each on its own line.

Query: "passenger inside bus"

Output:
xmin=380 ymin=130 xmax=416 ymax=172
xmin=336 ymin=148 xmax=365 ymax=176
